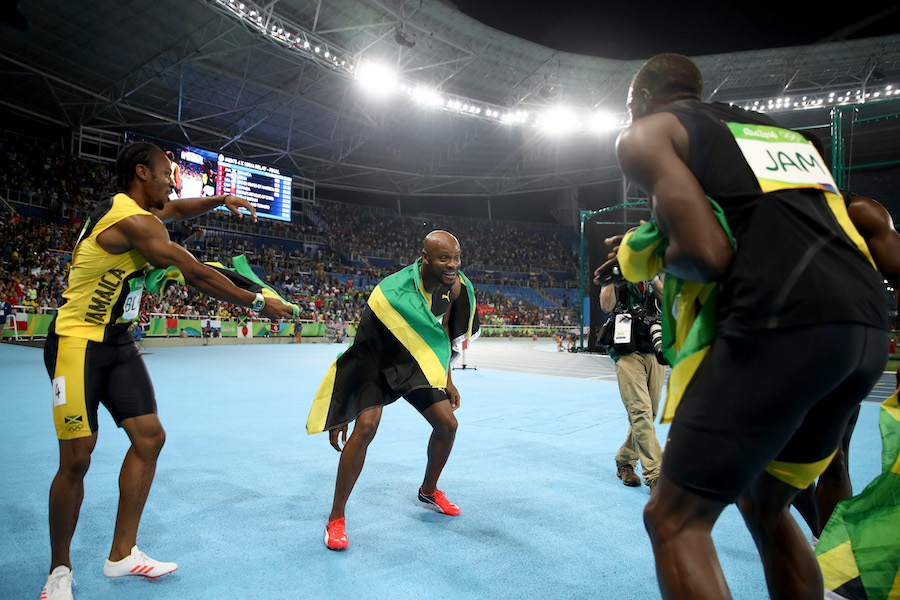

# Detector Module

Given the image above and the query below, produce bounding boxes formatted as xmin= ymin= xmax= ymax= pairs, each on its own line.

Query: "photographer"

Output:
xmin=598 ymin=267 xmax=665 ymax=492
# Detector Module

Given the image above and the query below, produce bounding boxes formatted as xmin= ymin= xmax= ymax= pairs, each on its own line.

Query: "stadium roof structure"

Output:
xmin=1 ymin=0 xmax=899 ymax=200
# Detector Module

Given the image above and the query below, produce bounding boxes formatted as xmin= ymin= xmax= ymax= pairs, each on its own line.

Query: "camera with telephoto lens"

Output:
xmin=629 ymin=307 xmax=667 ymax=366
xmin=650 ymin=322 xmax=666 ymax=365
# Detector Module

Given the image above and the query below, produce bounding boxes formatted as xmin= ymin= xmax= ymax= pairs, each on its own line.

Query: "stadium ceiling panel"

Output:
xmin=0 ymin=0 xmax=898 ymax=197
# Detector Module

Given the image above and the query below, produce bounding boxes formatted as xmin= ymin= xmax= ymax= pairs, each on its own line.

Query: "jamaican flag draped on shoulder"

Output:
xmin=306 ymin=258 xmax=479 ymax=435
xmin=816 ymin=390 xmax=900 ymax=600
xmin=143 ymin=254 xmax=298 ymax=316
xmin=615 ymin=198 xmax=733 ymax=423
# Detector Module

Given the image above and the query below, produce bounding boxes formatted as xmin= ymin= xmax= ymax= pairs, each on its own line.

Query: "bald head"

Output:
xmin=628 ymin=53 xmax=703 ymax=120
xmin=423 ymin=230 xmax=460 ymax=256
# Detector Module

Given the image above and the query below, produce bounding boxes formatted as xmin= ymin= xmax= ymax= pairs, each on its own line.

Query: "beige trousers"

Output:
xmin=613 ymin=352 xmax=665 ymax=484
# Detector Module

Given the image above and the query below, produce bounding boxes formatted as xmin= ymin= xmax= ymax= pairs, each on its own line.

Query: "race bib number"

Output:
xmin=118 ymin=279 xmax=144 ymax=323
xmin=614 ymin=314 xmax=632 ymax=344
xmin=52 ymin=376 xmax=66 ymax=407
xmin=728 ymin=123 xmax=838 ymax=195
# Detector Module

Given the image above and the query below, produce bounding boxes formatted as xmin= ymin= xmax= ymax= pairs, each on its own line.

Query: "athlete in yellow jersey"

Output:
xmin=40 ymin=141 xmax=295 ymax=600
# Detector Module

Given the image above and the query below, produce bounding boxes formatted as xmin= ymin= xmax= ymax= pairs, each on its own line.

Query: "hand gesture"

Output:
xmin=329 ymin=425 xmax=348 ymax=452
xmin=223 ymin=194 xmax=258 ymax=223
xmin=593 ymin=259 xmax=623 ymax=286
xmin=447 ymin=381 xmax=460 ymax=411
xmin=261 ymin=297 xmax=297 ymax=321
xmin=594 ymin=221 xmax=647 ymax=285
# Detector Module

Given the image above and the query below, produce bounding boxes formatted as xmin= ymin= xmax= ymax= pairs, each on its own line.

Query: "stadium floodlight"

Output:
xmin=537 ymin=107 xmax=579 ymax=134
xmin=355 ymin=61 xmax=398 ymax=96
xmin=587 ymin=111 xmax=621 ymax=134
xmin=410 ymin=85 xmax=444 ymax=108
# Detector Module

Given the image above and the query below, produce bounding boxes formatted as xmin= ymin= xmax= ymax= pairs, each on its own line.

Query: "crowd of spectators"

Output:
xmin=1 ymin=133 xmax=582 ymax=331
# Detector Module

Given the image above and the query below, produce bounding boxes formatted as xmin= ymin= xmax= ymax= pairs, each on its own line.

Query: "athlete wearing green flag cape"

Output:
xmin=307 ymin=231 xmax=479 ymax=551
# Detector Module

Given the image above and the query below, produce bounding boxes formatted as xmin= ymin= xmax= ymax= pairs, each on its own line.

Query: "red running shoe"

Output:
xmin=325 ymin=517 xmax=348 ymax=550
xmin=418 ymin=488 xmax=461 ymax=516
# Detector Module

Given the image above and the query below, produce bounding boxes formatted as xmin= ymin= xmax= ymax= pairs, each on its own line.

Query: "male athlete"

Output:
xmin=613 ymin=54 xmax=887 ymax=599
xmin=307 ymin=230 xmax=479 ymax=550
xmin=790 ymin=132 xmax=900 ymax=541
xmin=40 ymin=141 xmax=295 ymax=600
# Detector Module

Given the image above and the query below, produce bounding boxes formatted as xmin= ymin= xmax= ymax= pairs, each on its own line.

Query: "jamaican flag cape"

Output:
xmin=306 ymin=258 xmax=479 ymax=435
xmin=616 ymin=198 xmax=733 ymax=423
xmin=816 ymin=390 xmax=900 ymax=600
xmin=143 ymin=254 xmax=298 ymax=316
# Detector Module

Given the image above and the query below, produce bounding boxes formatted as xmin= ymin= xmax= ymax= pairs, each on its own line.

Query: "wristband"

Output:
xmin=252 ymin=292 xmax=266 ymax=312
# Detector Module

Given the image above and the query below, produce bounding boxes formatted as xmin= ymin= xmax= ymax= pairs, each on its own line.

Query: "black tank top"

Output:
xmin=660 ymin=101 xmax=887 ymax=333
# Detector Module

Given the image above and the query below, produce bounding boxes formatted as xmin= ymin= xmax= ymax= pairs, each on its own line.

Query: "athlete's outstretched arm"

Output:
xmin=616 ymin=113 xmax=732 ymax=283
xmin=109 ymin=214 xmax=293 ymax=321
xmin=150 ymin=194 xmax=257 ymax=223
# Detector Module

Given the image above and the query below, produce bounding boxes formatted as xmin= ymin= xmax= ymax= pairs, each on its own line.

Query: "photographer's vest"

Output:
xmin=608 ymin=281 xmax=658 ymax=361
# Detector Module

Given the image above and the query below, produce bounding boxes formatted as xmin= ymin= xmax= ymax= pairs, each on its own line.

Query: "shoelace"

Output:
xmin=133 ymin=549 xmax=151 ymax=563
xmin=428 ymin=490 xmax=448 ymax=503
xmin=330 ymin=519 xmax=346 ymax=533
xmin=47 ymin=571 xmax=74 ymax=593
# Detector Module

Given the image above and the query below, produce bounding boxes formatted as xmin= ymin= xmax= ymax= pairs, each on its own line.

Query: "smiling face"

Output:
xmin=139 ymin=150 xmax=175 ymax=210
xmin=420 ymin=231 xmax=461 ymax=291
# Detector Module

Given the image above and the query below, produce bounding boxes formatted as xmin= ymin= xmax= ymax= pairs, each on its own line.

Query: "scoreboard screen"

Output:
xmin=123 ymin=131 xmax=293 ymax=222
xmin=215 ymin=154 xmax=293 ymax=222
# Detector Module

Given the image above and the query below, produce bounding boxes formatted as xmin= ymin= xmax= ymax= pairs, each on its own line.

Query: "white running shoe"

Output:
xmin=103 ymin=545 xmax=178 ymax=579
xmin=40 ymin=566 xmax=74 ymax=600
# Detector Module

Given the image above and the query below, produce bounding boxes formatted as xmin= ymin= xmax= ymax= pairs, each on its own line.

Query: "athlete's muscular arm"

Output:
xmin=99 ymin=214 xmax=293 ymax=321
xmin=150 ymin=194 xmax=257 ymax=223
xmin=848 ymin=196 xmax=900 ymax=287
xmin=443 ymin=278 xmax=463 ymax=410
xmin=616 ymin=113 xmax=732 ymax=283
xmin=847 ymin=195 xmax=900 ymax=385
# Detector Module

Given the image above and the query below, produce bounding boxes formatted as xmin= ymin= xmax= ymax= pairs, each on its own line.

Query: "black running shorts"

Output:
xmin=662 ymin=322 xmax=886 ymax=503
xmin=404 ymin=386 xmax=450 ymax=413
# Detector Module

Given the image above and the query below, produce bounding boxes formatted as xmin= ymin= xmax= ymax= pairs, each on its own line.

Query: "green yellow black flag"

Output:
xmin=615 ymin=199 xmax=733 ymax=423
xmin=816 ymin=390 xmax=900 ymax=600
xmin=307 ymin=258 xmax=479 ymax=434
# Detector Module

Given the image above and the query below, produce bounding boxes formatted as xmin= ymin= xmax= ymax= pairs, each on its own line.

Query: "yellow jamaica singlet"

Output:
xmin=54 ymin=193 xmax=152 ymax=343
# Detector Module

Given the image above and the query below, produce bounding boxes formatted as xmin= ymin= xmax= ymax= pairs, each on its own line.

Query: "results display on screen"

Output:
xmin=122 ymin=131 xmax=293 ymax=222
xmin=216 ymin=155 xmax=293 ymax=222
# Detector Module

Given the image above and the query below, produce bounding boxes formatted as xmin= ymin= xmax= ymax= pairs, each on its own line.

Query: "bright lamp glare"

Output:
xmin=411 ymin=85 xmax=443 ymax=107
xmin=355 ymin=62 xmax=398 ymax=95
xmin=588 ymin=111 xmax=620 ymax=133
xmin=539 ymin=108 xmax=578 ymax=133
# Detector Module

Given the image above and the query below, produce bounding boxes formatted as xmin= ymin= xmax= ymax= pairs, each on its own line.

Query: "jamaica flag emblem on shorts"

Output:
xmin=65 ymin=414 xmax=84 ymax=433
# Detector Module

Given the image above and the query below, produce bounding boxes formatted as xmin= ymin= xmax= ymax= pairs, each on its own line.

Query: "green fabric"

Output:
xmin=379 ymin=258 xmax=453 ymax=366
xmin=142 ymin=255 xmax=298 ymax=316
xmin=373 ymin=257 xmax=479 ymax=364
xmin=622 ymin=198 xmax=733 ymax=367
xmin=817 ymin=392 xmax=900 ymax=600
xmin=306 ymin=258 xmax=479 ymax=434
